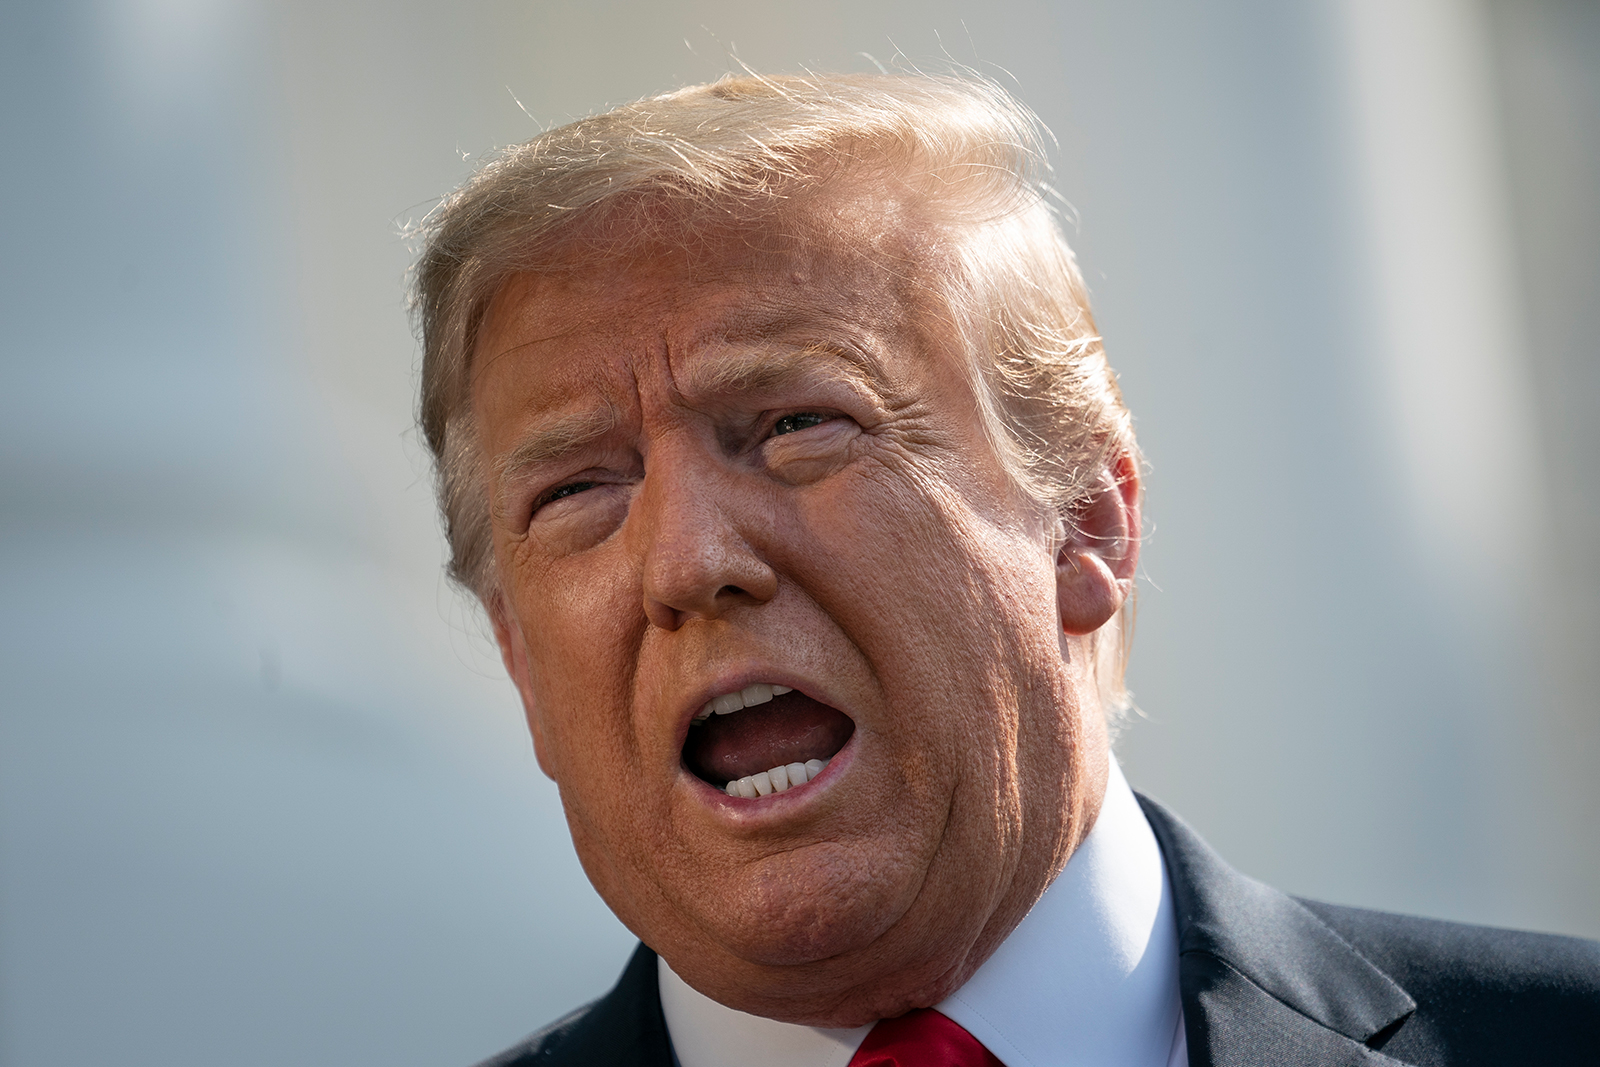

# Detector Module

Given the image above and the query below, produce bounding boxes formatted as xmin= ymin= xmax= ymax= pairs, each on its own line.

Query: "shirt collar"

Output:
xmin=658 ymin=759 xmax=1181 ymax=1067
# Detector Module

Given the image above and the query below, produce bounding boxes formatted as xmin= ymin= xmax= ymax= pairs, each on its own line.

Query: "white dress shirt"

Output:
xmin=660 ymin=759 xmax=1189 ymax=1067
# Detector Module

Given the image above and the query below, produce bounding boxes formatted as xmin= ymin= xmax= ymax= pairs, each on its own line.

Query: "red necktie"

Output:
xmin=847 ymin=1008 xmax=1005 ymax=1067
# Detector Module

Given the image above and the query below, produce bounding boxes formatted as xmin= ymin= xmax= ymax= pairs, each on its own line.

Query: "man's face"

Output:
xmin=474 ymin=194 xmax=1115 ymax=1025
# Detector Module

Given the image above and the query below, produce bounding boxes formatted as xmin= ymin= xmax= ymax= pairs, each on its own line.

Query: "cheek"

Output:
xmin=784 ymin=471 xmax=1060 ymax=743
xmin=800 ymin=471 xmax=1051 ymax=636
xmin=512 ymin=549 xmax=647 ymax=779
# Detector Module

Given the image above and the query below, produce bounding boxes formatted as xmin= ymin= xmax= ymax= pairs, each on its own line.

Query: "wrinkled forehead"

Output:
xmin=469 ymin=184 xmax=959 ymax=402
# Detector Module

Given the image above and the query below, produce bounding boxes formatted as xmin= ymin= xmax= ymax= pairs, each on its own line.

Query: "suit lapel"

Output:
xmin=508 ymin=942 xmax=675 ymax=1067
xmin=1138 ymin=796 xmax=1418 ymax=1067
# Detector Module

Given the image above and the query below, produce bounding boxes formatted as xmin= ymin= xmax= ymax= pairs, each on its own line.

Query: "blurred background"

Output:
xmin=1 ymin=0 xmax=1596 ymax=1064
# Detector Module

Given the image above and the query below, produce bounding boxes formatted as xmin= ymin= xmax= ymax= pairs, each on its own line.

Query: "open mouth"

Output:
xmin=683 ymin=683 xmax=855 ymax=798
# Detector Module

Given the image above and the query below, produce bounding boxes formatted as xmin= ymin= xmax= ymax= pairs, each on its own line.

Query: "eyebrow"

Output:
xmin=681 ymin=340 xmax=889 ymax=403
xmin=493 ymin=406 xmax=619 ymax=485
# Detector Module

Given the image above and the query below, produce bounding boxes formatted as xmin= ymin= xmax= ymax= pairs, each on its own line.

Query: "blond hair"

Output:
xmin=412 ymin=72 xmax=1140 ymax=717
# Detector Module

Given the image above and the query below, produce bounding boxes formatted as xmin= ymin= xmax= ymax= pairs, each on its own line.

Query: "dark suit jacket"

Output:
xmin=474 ymin=797 xmax=1600 ymax=1066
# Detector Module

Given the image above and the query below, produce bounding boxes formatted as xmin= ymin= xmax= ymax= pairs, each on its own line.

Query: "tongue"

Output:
xmin=684 ymin=692 xmax=855 ymax=784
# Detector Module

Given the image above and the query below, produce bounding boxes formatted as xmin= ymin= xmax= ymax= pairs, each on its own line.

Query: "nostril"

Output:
xmin=718 ymin=584 xmax=747 ymax=598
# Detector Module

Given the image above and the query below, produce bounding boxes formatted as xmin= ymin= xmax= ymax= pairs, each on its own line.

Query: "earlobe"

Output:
xmin=488 ymin=594 xmax=557 ymax=779
xmin=1055 ymin=454 xmax=1141 ymax=636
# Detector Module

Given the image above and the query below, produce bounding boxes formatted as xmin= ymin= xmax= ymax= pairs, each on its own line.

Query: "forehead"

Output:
xmin=470 ymin=191 xmax=948 ymax=406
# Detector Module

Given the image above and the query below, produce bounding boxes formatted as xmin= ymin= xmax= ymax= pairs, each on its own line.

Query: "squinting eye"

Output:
xmin=772 ymin=413 xmax=828 ymax=436
xmin=541 ymin=480 xmax=597 ymax=508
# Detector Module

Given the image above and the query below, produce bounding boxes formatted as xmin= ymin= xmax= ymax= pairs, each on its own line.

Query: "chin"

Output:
xmin=698 ymin=846 xmax=913 ymax=967
xmin=661 ymin=866 xmax=991 ymax=1027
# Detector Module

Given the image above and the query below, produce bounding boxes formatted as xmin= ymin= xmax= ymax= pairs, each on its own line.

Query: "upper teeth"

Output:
xmin=693 ymin=683 xmax=794 ymax=721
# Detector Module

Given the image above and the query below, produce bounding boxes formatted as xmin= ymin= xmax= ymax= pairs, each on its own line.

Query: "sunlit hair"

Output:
xmin=411 ymin=72 xmax=1142 ymax=720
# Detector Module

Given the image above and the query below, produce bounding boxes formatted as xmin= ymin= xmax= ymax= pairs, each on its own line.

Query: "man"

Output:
xmin=412 ymin=73 xmax=1599 ymax=1066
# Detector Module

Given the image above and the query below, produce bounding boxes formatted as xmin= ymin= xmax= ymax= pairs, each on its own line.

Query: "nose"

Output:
xmin=630 ymin=441 xmax=778 ymax=630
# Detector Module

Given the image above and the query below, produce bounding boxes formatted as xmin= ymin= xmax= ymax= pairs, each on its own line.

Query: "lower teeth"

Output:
xmin=725 ymin=758 xmax=829 ymax=799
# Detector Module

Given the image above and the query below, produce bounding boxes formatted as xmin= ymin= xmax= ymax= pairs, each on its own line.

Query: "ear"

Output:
xmin=488 ymin=593 xmax=557 ymax=779
xmin=1056 ymin=452 xmax=1141 ymax=636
